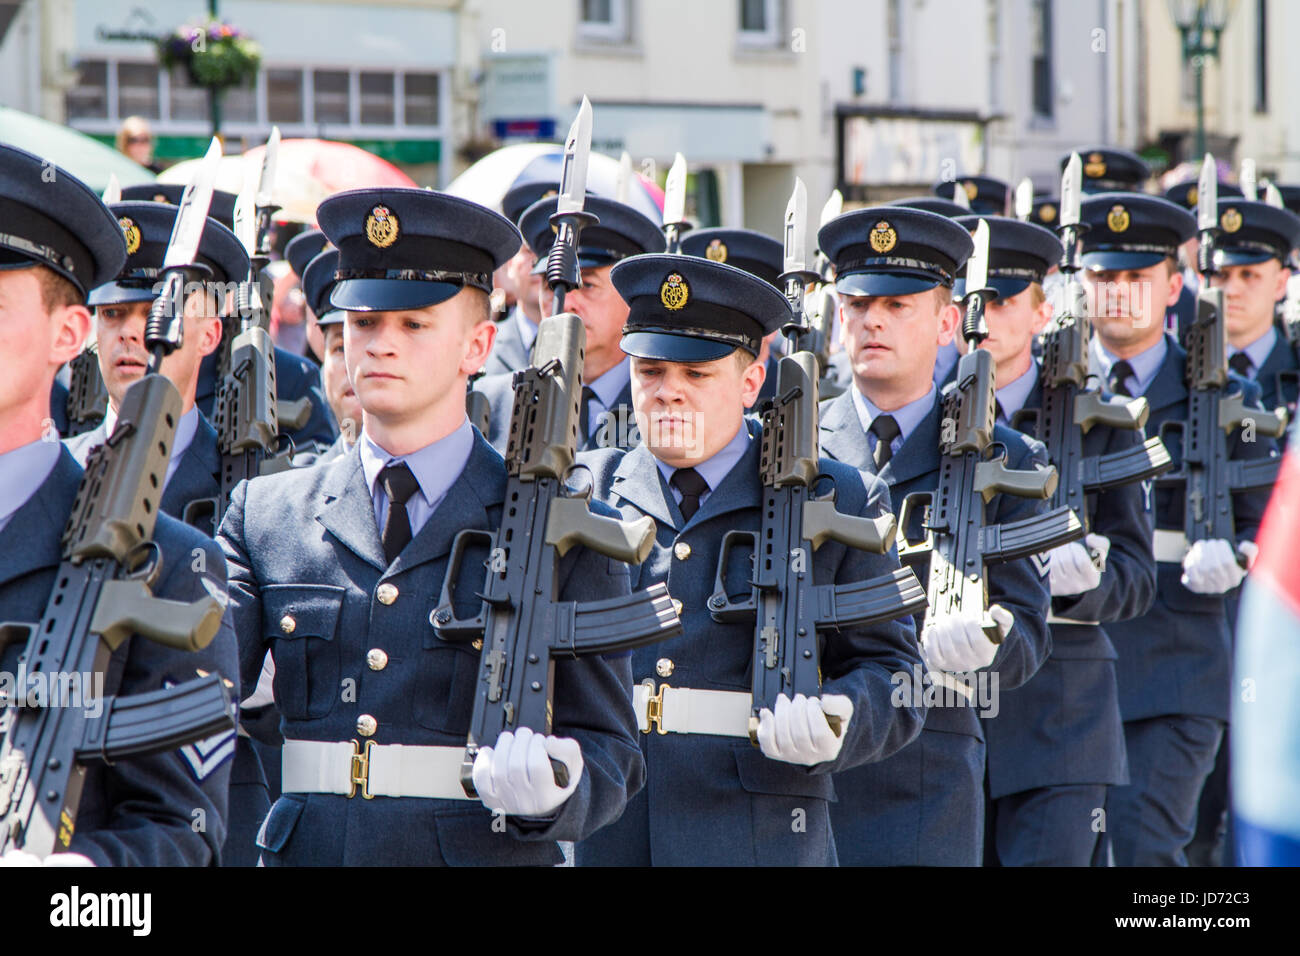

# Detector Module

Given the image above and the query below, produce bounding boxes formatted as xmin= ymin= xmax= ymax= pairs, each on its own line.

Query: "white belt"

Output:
xmin=1153 ymin=529 xmax=1191 ymax=564
xmin=1046 ymin=611 xmax=1101 ymax=626
xmin=633 ymin=680 xmax=751 ymax=737
xmin=281 ymin=739 xmax=475 ymax=800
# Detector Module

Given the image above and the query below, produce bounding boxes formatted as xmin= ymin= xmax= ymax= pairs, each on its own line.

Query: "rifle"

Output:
xmin=432 ymin=98 xmax=682 ymax=795
xmin=187 ymin=129 xmax=299 ymax=532
xmin=1010 ymin=154 xmax=1174 ymax=557
xmin=897 ymin=220 xmax=1084 ymax=641
xmin=1154 ymin=155 xmax=1288 ymax=559
xmin=64 ymin=345 xmax=110 ymax=437
xmin=0 ymin=141 xmax=236 ymax=857
xmin=707 ymin=178 xmax=927 ymax=742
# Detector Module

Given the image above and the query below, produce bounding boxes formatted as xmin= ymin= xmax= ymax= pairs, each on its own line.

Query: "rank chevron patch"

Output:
xmin=164 ymin=680 xmax=236 ymax=781
xmin=1030 ymin=551 xmax=1052 ymax=578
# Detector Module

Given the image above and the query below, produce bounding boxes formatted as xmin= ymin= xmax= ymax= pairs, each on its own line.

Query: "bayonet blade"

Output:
xmin=233 ymin=182 xmax=256 ymax=254
xmin=555 ymin=96 xmax=593 ymax=217
xmin=784 ymin=178 xmax=807 ymax=275
xmin=966 ymin=220 xmax=990 ymax=295
xmin=663 ymin=152 xmax=687 ymax=226
xmin=616 ymin=150 xmax=632 ymax=204
xmin=1061 ymin=153 xmax=1082 ymax=228
xmin=1198 ymin=153 xmax=1218 ymax=233
xmin=256 ymin=126 xmax=280 ymax=209
xmin=819 ymin=189 xmax=843 ymax=229
xmin=1263 ymin=180 xmax=1285 ymax=209
xmin=1015 ymin=177 xmax=1034 ymax=221
xmin=1240 ymin=158 xmax=1257 ymax=201
xmin=952 ymin=182 xmax=971 ymax=210
xmin=101 ymin=174 xmax=121 ymax=206
xmin=162 ymin=137 xmax=222 ymax=270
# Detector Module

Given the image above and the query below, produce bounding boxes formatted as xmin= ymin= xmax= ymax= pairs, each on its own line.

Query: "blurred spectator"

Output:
xmin=115 ymin=116 xmax=165 ymax=174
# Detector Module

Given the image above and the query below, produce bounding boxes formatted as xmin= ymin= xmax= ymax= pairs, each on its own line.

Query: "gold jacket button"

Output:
xmin=673 ymin=541 xmax=691 ymax=561
xmin=356 ymin=714 xmax=378 ymax=737
xmin=656 ymin=658 xmax=674 ymax=677
xmin=279 ymin=615 xmax=296 ymax=634
xmin=366 ymin=649 xmax=388 ymax=671
xmin=376 ymin=583 xmax=399 ymax=605
xmin=671 ymin=598 xmax=683 ymax=616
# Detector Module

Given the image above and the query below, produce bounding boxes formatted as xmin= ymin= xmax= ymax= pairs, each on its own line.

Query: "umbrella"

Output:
xmin=159 ymin=138 xmax=417 ymax=224
xmin=0 ymin=106 xmax=155 ymax=192
xmin=446 ymin=143 xmax=664 ymax=224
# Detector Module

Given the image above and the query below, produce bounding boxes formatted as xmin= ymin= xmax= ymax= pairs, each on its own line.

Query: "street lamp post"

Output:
xmin=1168 ymin=0 xmax=1236 ymax=161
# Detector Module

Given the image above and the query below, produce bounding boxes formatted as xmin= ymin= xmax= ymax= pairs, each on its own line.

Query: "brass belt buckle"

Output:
xmin=349 ymin=739 xmax=375 ymax=799
xmin=640 ymin=678 xmax=669 ymax=735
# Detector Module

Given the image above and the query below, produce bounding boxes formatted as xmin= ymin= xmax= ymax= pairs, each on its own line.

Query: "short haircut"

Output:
xmin=462 ymin=286 xmax=491 ymax=327
xmin=1027 ymin=282 xmax=1046 ymax=308
xmin=734 ymin=346 xmax=759 ymax=371
xmin=34 ymin=265 xmax=83 ymax=312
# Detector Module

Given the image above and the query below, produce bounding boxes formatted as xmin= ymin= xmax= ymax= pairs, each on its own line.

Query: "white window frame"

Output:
xmin=577 ymin=0 xmax=629 ymax=43
xmin=737 ymin=0 xmax=781 ymax=48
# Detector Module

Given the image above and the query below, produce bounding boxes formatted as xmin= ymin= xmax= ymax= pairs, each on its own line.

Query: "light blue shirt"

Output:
xmin=104 ymin=402 xmax=200 ymax=491
xmin=852 ymin=385 xmax=937 ymax=459
xmin=513 ymin=305 xmax=539 ymax=353
xmin=0 ymin=437 xmax=62 ymax=534
xmin=656 ymin=420 xmax=752 ymax=510
xmin=1229 ymin=324 xmax=1277 ymax=378
xmin=995 ymin=360 xmax=1039 ymax=422
xmin=583 ymin=358 xmax=631 ymax=438
xmin=360 ymin=419 xmax=475 ymax=539
xmin=1092 ymin=334 xmax=1169 ymax=397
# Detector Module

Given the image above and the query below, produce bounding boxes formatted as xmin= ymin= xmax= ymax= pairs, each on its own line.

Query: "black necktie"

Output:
xmin=1229 ymin=352 xmax=1254 ymax=378
xmin=1108 ymin=359 xmax=1136 ymax=397
xmin=869 ymin=414 xmax=901 ymax=470
xmin=670 ymin=467 xmax=710 ymax=522
xmin=577 ymin=386 xmax=597 ymax=443
xmin=379 ymin=461 xmax=420 ymax=564
xmin=994 ymin=400 xmax=1007 ymax=424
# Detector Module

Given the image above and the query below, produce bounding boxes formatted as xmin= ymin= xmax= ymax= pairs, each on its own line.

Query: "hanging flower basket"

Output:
xmin=157 ymin=20 xmax=261 ymax=90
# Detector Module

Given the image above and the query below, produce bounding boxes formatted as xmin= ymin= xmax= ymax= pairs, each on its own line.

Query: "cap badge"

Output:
xmin=1220 ymin=207 xmax=1243 ymax=233
xmin=1187 ymin=186 xmax=1199 ymax=207
xmin=705 ymin=238 xmax=728 ymax=262
xmin=660 ymin=272 xmax=690 ymax=311
xmin=366 ymin=205 xmax=399 ymax=248
xmin=118 ymin=217 xmax=141 ymax=255
xmin=963 ymin=181 xmax=978 ymax=201
xmin=1107 ymin=204 xmax=1130 ymax=233
xmin=153 ymin=193 xmax=169 ymax=204
xmin=1039 ymin=204 xmax=1057 ymax=223
xmin=869 ymin=220 xmax=897 ymax=253
xmin=1085 ymin=153 xmax=1107 ymax=179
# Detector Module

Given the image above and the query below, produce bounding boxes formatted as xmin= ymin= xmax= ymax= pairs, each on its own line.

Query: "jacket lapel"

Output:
xmin=315 ymin=445 xmax=388 ymax=571
xmin=1140 ymin=338 xmax=1189 ymax=414
xmin=611 ymin=442 xmax=680 ymax=530
xmin=0 ymin=449 xmax=81 ymax=589
xmin=817 ymin=390 xmax=874 ymax=472
xmin=687 ymin=419 xmax=763 ymax=529
xmin=391 ymin=432 xmax=506 ymax=572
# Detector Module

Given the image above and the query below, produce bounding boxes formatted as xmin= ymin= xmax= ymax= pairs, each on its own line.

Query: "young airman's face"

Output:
xmin=978 ymin=286 xmax=1053 ymax=376
xmin=344 ymin=290 xmax=493 ymax=430
xmin=1209 ymin=260 xmax=1289 ymax=345
xmin=321 ymin=324 xmax=362 ymax=441
xmin=838 ymin=287 xmax=959 ymax=396
xmin=1083 ymin=261 xmax=1182 ymax=353
xmin=630 ymin=351 xmax=765 ymax=468
xmin=95 ymin=293 xmax=221 ymax=409
xmin=0 ymin=268 xmax=88 ymax=440
xmin=540 ymin=265 xmax=628 ymax=382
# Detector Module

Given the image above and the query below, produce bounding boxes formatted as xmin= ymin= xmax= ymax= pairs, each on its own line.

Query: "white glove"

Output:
xmin=756 ymin=693 xmax=853 ymax=766
xmin=471 ymin=726 xmax=582 ymax=818
xmin=0 ymin=850 xmax=95 ymax=867
xmin=1181 ymin=538 xmax=1248 ymax=594
xmin=1048 ymin=533 xmax=1111 ymax=596
xmin=921 ymin=604 xmax=1014 ymax=673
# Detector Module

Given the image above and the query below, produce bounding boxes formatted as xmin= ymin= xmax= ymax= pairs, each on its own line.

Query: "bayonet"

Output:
xmin=1015 ymin=177 xmax=1034 ymax=222
xmin=663 ymin=152 xmax=689 ymax=252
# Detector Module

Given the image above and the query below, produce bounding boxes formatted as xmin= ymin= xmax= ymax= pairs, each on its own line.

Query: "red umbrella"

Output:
xmin=160 ymin=138 xmax=417 ymax=223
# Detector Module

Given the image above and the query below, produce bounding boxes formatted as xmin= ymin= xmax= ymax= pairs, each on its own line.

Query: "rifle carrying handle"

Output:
xmin=431 ymin=528 xmax=495 ymax=640
xmin=974 ymin=456 xmax=1058 ymax=502
xmin=803 ymin=500 xmax=896 ymax=554
xmin=545 ymin=497 xmax=655 ymax=564
xmin=895 ymin=491 xmax=933 ymax=559
xmin=90 ymin=579 xmax=225 ymax=652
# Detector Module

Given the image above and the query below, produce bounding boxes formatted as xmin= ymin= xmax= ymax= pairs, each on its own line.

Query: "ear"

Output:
xmin=196 ymin=314 xmax=224 ymax=358
xmin=460 ymin=317 xmax=496 ymax=376
xmin=937 ymin=300 xmax=961 ymax=347
xmin=1274 ymin=263 xmax=1291 ymax=303
xmin=1031 ymin=295 xmax=1054 ymax=335
xmin=739 ymin=354 xmax=766 ymax=408
xmin=51 ymin=304 xmax=91 ymax=367
xmin=1164 ymin=268 xmax=1184 ymax=308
